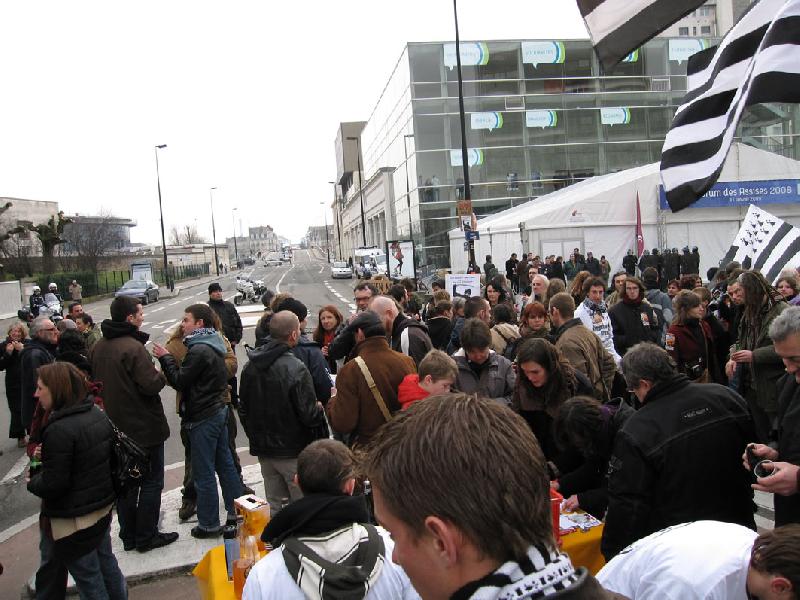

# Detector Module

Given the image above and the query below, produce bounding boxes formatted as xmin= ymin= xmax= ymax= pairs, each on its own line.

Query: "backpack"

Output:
xmin=497 ymin=330 xmax=521 ymax=361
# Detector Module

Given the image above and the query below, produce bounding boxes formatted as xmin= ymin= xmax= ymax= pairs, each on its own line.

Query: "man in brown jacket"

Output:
xmin=90 ymin=296 xmax=177 ymax=552
xmin=549 ymin=293 xmax=616 ymax=401
xmin=326 ymin=311 xmax=415 ymax=447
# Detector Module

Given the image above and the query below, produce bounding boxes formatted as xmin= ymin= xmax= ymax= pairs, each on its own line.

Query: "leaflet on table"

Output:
xmin=559 ymin=512 xmax=602 ymax=534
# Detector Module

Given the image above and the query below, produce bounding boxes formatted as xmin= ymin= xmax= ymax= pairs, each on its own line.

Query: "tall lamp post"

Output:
xmin=402 ymin=134 xmax=415 ymax=239
xmin=319 ymin=201 xmax=331 ymax=263
xmin=327 ymin=180 xmax=343 ymax=259
xmin=452 ymin=0 xmax=476 ymax=269
xmin=154 ymin=144 xmax=172 ymax=291
xmin=210 ymin=187 xmax=220 ymax=276
xmin=231 ymin=207 xmax=239 ymax=268
xmin=346 ymin=136 xmax=367 ymax=247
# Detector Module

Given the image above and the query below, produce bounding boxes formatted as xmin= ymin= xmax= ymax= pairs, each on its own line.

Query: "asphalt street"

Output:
xmin=0 ymin=249 xmax=359 ymax=543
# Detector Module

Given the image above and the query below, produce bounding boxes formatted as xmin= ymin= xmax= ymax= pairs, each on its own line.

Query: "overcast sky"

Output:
xmin=0 ymin=1 xmax=586 ymax=245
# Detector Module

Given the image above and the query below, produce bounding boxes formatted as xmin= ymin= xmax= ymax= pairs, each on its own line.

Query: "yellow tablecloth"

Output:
xmin=193 ymin=525 xmax=606 ymax=600
xmin=561 ymin=523 xmax=606 ymax=575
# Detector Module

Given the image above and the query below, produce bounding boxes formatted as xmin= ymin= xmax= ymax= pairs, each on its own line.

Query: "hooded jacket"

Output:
xmin=452 ymin=349 xmax=516 ymax=407
xmin=390 ymin=314 xmax=432 ymax=367
xmin=602 ymin=375 xmax=756 ymax=559
xmin=239 ymin=339 xmax=324 ymax=458
xmin=397 ymin=373 xmax=430 ymax=410
xmin=426 ymin=316 xmax=453 ymax=351
xmin=553 ymin=319 xmax=616 ymax=401
xmin=490 ymin=322 xmax=521 ymax=357
xmin=89 ymin=320 xmax=168 ymax=447
xmin=159 ymin=328 xmax=229 ymax=424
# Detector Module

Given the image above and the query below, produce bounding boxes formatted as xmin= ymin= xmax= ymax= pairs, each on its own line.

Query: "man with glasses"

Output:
xmin=602 ymin=342 xmax=756 ymax=560
xmin=327 ymin=282 xmax=379 ymax=364
xmin=20 ymin=316 xmax=57 ymax=431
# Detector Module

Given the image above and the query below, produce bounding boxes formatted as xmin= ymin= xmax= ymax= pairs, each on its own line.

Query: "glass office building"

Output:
xmin=356 ymin=38 xmax=799 ymax=271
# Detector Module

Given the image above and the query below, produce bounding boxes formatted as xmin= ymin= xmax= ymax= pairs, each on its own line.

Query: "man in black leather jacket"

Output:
xmin=154 ymin=303 xmax=243 ymax=539
xmin=238 ymin=311 xmax=325 ymax=515
xmin=602 ymin=342 xmax=756 ymax=560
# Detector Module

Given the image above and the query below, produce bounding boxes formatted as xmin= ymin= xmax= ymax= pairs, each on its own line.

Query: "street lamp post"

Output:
xmin=154 ymin=144 xmax=172 ymax=291
xmin=346 ymin=136 xmax=367 ymax=247
xmin=328 ymin=181 xmax=343 ymax=259
xmin=402 ymin=134 xmax=414 ymax=239
xmin=210 ymin=187 xmax=220 ymax=276
xmin=231 ymin=208 xmax=239 ymax=268
xmin=320 ymin=201 xmax=331 ymax=263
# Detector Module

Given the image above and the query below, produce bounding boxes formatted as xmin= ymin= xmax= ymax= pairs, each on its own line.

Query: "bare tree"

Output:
xmin=168 ymin=223 xmax=207 ymax=245
xmin=61 ymin=210 xmax=126 ymax=274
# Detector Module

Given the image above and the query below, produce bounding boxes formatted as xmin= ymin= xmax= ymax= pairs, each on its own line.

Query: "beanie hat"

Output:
xmin=208 ymin=282 xmax=223 ymax=293
xmin=277 ymin=297 xmax=308 ymax=322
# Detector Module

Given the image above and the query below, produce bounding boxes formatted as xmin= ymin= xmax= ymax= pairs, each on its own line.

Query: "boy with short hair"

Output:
xmin=397 ymin=349 xmax=457 ymax=410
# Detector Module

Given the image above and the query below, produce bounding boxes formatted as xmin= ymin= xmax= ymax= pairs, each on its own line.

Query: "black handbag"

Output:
xmin=106 ymin=415 xmax=150 ymax=497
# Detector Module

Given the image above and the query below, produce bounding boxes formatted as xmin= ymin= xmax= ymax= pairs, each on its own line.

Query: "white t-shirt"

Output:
xmin=575 ymin=302 xmax=621 ymax=366
xmin=597 ymin=521 xmax=757 ymax=600
xmin=243 ymin=527 xmax=421 ymax=600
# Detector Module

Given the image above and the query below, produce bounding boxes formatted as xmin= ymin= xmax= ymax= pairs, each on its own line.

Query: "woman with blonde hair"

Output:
xmin=569 ymin=271 xmax=592 ymax=305
xmin=1 ymin=321 xmax=28 ymax=447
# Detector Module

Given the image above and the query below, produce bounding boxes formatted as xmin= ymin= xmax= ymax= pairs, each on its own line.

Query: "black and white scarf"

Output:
xmin=582 ymin=297 xmax=607 ymax=315
xmin=451 ymin=544 xmax=579 ymax=600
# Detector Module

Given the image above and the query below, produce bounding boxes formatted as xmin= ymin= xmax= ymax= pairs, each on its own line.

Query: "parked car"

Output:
xmin=331 ymin=261 xmax=353 ymax=279
xmin=115 ymin=279 xmax=159 ymax=304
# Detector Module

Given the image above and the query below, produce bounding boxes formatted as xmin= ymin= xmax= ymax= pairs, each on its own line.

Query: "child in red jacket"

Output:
xmin=398 ymin=349 xmax=458 ymax=410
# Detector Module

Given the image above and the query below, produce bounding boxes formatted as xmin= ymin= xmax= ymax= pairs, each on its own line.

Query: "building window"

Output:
xmin=701 ymin=25 xmax=712 ymax=34
xmin=679 ymin=27 xmax=689 ymax=36
xmin=693 ymin=26 xmax=697 ymax=35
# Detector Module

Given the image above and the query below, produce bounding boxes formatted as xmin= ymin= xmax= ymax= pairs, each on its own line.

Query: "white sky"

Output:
xmin=0 ymin=1 xmax=586 ymax=245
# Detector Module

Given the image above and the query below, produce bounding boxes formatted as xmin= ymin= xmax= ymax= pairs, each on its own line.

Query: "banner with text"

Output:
xmin=658 ymin=179 xmax=800 ymax=210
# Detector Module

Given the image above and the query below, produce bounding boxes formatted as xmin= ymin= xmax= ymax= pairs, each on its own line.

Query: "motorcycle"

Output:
xmin=234 ymin=279 xmax=259 ymax=305
xmin=40 ymin=293 xmax=63 ymax=321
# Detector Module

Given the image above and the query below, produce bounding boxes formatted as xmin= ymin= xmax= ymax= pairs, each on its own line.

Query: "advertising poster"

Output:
xmin=386 ymin=240 xmax=415 ymax=279
xmin=445 ymin=274 xmax=481 ymax=301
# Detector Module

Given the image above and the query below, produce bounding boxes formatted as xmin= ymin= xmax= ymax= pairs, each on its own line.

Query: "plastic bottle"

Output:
xmin=223 ymin=525 xmax=239 ymax=580
xmin=233 ymin=535 xmax=259 ymax=600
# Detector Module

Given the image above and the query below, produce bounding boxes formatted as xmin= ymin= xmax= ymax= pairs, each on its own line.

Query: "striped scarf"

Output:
xmin=451 ymin=544 xmax=579 ymax=600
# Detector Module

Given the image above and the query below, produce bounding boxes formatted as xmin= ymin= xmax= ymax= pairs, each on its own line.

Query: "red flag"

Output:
xmin=635 ymin=193 xmax=644 ymax=258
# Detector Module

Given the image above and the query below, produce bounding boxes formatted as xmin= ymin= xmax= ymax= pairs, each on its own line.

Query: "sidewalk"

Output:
xmin=1 ymin=452 xmax=263 ymax=599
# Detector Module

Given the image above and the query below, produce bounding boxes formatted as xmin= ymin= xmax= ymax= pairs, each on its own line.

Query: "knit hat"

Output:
xmin=277 ymin=297 xmax=308 ymax=322
xmin=208 ymin=282 xmax=223 ymax=293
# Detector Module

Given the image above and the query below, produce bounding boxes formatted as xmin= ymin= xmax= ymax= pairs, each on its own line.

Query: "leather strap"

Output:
xmin=354 ymin=356 xmax=392 ymax=423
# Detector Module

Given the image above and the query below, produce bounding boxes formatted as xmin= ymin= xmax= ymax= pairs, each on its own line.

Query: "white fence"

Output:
xmin=0 ymin=281 xmax=22 ymax=320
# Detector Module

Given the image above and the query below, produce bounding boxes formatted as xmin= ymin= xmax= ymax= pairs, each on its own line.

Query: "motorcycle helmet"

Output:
xmin=672 ymin=248 xmax=679 ymax=253
xmin=692 ymin=246 xmax=698 ymax=252
xmin=682 ymin=246 xmax=690 ymax=253
xmin=32 ymin=285 xmax=41 ymax=294
xmin=48 ymin=282 xmax=58 ymax=292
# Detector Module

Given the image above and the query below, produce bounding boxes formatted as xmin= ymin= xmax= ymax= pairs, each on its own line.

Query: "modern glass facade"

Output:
xmin=355 ymin=38 xmax=800 ymax=272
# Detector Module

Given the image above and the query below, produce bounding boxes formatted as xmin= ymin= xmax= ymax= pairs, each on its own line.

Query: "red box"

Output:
xmin=550 ymin=488 xmax=563 ymax=545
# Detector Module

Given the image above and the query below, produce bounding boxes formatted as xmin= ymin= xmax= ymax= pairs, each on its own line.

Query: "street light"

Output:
xmin=319 ymin=201 xmax=331 ymax=263
xmin=231 ymin=207 xmax=239 ymax=268
xmin=154 ymin=144 xmax=172 ymax=291
xmin=346 ymin=136 xmax=367 ymax=247
xmin=327 ymin=180 xmax=343 ymax=259
xmin=210 ymin=187 xmax=220 ymax=276
xmin=402 ymin=134 xmax=414 ymax=239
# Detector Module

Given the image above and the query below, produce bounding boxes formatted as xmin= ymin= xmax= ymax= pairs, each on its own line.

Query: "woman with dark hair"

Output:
xmin=725 ymin=271 xmax=788 ymax=442
xmin=693 ymin=286 xmax=730 ymax=382
xmin=666 ymin=290 xmax=723 ymax=384
xmin=313 ymin=304 xmax=345 ymax=374
xmin=569 ymin=271 xmax=592 ymax=305
xmin=484 ymin=277 xmax=514 ymax=314
xmin=519 ymin=301 xmax=550 ymax=340
xmin=544 ymin=278 xmax=566 ymax=312
xmin=666 ymin=279 xmax=680 ymax=300
xmin=490 ymin=303 xmax=521 ymax=358
xmin=512 ymin=338 xmax=593 ymax=473
xmin=776 ymin=274 xmax=799 ymax=303
xmin=27 ymin=362 xmax=125 ymax=599
xmin=1 ymin=322 xmax=28 ymax=447
xmin=608 ymin=276 xmax=661 ymax=357
xmin=553 ymin=395 xmax=634 ymax=517
xmin=679 ymin=275 xmax=697 ymax=291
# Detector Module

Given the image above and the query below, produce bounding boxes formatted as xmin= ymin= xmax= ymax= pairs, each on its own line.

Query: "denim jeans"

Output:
xmin=188 ymin=406 xmax=243 ymax=530
xmin=36 ymin=517 xmax=67 ymax=600
xmin=67 ymin=524 xmax=127 ymax=600
xmin=116 ymin=443 xmax=165 ymax=548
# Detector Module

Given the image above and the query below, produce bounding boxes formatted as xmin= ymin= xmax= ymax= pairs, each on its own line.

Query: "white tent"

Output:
xmin=448 ymin=144 xmax=800 ymax=279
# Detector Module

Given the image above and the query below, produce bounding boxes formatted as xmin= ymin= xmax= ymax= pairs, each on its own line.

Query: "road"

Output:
xmin=0 ymin=250 xmax=359 ymax=574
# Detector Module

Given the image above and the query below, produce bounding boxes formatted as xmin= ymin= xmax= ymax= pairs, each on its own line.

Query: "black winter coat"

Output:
xmin=602 ymin=375 xmax=755 ymax=559
xmin=208 ymin=298 xmax=243 ymax=344
xmin=426 ymin=316 xmax=453 ymax=351
xmin=20 ymin=338 xmax=56 ymax=429
xmin=239 ymin=340 xmax=324 ymax=459
xmin=773 ymin=374 xmax=800 ymax=526
xmin=291 ymin=335 xmax=333 ymax=405
xmin=609 ymin=299 xmax=661 ymax=357
xmin=391 ymin=314 xmax=432 ymax=367
xmin=159 ymin=341 xmax=228 ymax=424
xmin=27 ymin=401 xmax=116 ymax=518
xmin=622 ymin=255 xmax=637 ymax=276
xmin=0 ymin=341 xmax=24 ymax=402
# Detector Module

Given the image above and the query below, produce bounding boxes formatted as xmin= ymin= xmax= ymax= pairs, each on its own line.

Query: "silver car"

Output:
xmin=330 ymin=261 xmax=353 ymax=279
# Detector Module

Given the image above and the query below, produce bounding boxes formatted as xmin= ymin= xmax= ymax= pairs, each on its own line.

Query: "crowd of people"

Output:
xmin=8 ymin=247 xmax=800 ymax=599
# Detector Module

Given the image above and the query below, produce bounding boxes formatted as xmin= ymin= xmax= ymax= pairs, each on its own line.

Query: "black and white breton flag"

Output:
xmin=575 ymin=0 xmax=706 ymax=70
xmin=661 ymin=0 xmax=800 ymax=212
xmin=719 ymin=204 xmax=800 ymax=283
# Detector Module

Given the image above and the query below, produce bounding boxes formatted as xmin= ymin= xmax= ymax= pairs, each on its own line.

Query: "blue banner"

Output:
xmin=659 ymin=179 xmax=800 ymax=210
